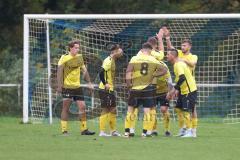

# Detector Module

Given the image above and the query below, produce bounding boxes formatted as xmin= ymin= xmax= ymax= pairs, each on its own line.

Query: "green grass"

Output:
xmin=0 ymin=117 xmax=240 ymax=160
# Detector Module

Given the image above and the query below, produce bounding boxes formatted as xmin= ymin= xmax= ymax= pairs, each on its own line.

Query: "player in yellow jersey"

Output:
xmin=164 ymin=27 xmax=198 ymax=137
xmin=98 ymin=44 xmax=123 ymax=137
xmin=129 ymin=30 xmax=165 ymax=136
xmin=167 ymin=49 xmax=198 ymax=138
xmin=57 ymin=40 xmax=95 ymax=135
xmin=124 ymin=42 xmax=167 ymax=137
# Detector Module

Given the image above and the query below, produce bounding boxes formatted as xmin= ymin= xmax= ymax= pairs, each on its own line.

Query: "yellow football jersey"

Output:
xmin=156 ymin=61 xmax=171 ymax=94
xmin=129 ymin=54 xmax=161 ymax=90
xmin=58 ymin=53 xmax=85 ymax=89
xmin=99 ymin=56 xmax=115 ymax=91
xmin=178 ymin=50 xmax=198 ymax=77
xmin=174 ymin=61 xmax=197 ymax=95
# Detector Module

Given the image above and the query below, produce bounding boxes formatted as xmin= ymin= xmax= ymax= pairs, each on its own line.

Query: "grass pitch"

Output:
xmin=0 ymin=117 xmax=240 ymax=160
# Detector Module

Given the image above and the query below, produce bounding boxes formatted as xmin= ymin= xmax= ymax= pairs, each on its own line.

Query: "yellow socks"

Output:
xmin=99 ymin=113 xmax=108 ymax=132
xmin=80 ymin=120 xmax=87 ymax=132
xmin=183 ymin=111 xmax=191 ymax=129
xmin=192 ymin=117 xmax=198 ymax=129
xmin=175 ymin=107 xmax=184 ymax=128
xmin=125 ymin=111 xmax=134 ymax=130
xmin=150 ymin=108 xmax=157 ymax=131
xmin=143 ymin=112 xmax=151 ymax=131
xmin=130 ymin=108 xmax=138 ymax=129
xmin=108 ymin=112 xmax=117 ymax=131
xmin=61 ymin=120 xmax=68 ymax=133
xmin=163 ymin=112 xmax=170 ymax=132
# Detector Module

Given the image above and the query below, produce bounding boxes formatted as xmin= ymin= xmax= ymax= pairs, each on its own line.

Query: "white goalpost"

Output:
xmin=23 ymin=14 xmax=240 ymax=124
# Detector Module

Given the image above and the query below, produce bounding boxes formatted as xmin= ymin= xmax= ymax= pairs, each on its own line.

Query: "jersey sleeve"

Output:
xmin=102 ymin=58 xmax=111 ymax=71
xmin=151 ymin=50 xmax=164 ymax=61
xmin=191 ymin=55 xmax=198 ymax=63
xmin=129 ymin=56 xmax=137 ymax=64
xmin=58 ymin=55 xmax=65 ymax=66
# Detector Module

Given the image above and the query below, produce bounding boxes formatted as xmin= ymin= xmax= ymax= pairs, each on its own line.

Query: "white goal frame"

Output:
xmin=23 ymin=14 xmax=240 ymax=124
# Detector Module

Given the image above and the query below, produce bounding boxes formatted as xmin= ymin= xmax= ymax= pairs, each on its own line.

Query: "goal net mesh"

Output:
xmin=27 ymin=18 xmax=240 ymax=123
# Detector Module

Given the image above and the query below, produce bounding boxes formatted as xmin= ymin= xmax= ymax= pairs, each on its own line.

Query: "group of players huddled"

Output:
xmin=57 ymin=26 xmax=198 ymax=138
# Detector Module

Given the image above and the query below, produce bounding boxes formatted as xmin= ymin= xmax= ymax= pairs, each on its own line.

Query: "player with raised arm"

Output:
xmin=57 ymin=40 xmax=95 ymax=136
xmin=167 ymin=49 xmax=198 ymax=138
xmin=124 ymin=42 xmax=167 ymax=137
xmin=164 ymin=27 xmax=198 ymax=137
xmin=98 ymin=44 xmax=123 ymax=137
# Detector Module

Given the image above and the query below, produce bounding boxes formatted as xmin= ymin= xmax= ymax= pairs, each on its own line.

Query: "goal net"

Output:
xmin=23 ymin=14 xmax=240 ymax=124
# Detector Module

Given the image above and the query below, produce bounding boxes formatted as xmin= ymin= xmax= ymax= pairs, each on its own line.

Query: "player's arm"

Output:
xmin=57 ymin=65 xmax=63 ymax=93
xmin=99 ymin=67 xmax=110 ymax=90
xmin=126 ymin=63 xmax=133 ymax=89
xmin=164 ymin=28 xmax=175 ymax=50
xmin=153 ymin=64 xmax=167 ymax=77
xmin=167 ymin=76 xmax=173 ymax=91
xmin=82 ymin=65 xmax=94 ymax=90
xmin=156 ymin=29 xmax=164 ymax=52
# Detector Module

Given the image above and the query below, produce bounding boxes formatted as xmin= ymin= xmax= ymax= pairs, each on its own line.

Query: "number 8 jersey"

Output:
xmin=129 ymin=54 xmax=161 ymax=90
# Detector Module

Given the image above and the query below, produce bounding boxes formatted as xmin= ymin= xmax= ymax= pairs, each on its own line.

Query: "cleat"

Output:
xmin=99 ymin=131 xmax=111 ymax=137
xmin=62 ymin=131 xmax=69 ymax=136
xmin=81 ymin=129 xmax=95 ymax=135
xmin=181 ymin=129 xmax=193 ymax=138
xmin=111 ymin=131 xmax=121 ymax=137
xmin=151 ymin=131 xmax=158 ymax=136
xmin=129 ymin=133 xmax=135 ymax=137
xmin=165 ymin=131 xmax=171 ymax=137
xmin=123 ymin=132 xmax=130 ymax=138
xmin=176 ymin=128 xmax=186 ymax=137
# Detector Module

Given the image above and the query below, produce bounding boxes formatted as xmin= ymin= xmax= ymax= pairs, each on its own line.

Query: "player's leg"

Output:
xmin=75 ymin=87 xmax=95 ymax=135
xmin=125 ymin=90 xmax=138 ymax=137
xmin=60 ymin=88 xmax=72 ymax=134
xmin=190 ymin=91 xmax=198 ymax=137
xmin=160 ymin=104 xmax=171 ymax=136
xmin=175 ymin=97 xmax=186 ymax=136
xmin=142 ymin=85 xmax=156 ymax=137
xmin=150 ymin=107 xmax=157 ymax=136
xmin=60 ymin=98 xmax=72 ymax=134
xmin=98 ymin=89 xmax=111 ymax=136
xmin=129 ymin=107 xmax=138 ymax=136
xmin=181 ymin=92 xmax=197 ymax=138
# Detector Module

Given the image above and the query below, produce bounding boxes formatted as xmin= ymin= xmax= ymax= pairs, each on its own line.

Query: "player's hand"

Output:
xmin=87 ymin=82 xmax=94 ymax=94
xmin=156 ymin=29 xmax=164 ymax=39
xmin=166 ymin=92 xmax=172 ymax=100
xmin=174 ymin=90 xmax=179 ymax=98
xmin=105 ymin=83 xmax=110 ymax=91
xmin=57 ymin=86 xmax=62 ymax=94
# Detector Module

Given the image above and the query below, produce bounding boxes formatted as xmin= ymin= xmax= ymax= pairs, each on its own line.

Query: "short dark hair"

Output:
xmin=142 ymin=42 xmax=153 ymax=50
xmin=168 ymin=48 xmax=178 ymax=57
xmin=182 ymin=39 xmax=192 ymax=45
xmin=161 ymin=24 xmax=168 ymax=28
xmin=147 ymin=36 xmax=158 ymax=47
xmin=110 ymin=44 xmax=121 ymax=51
xmin=68 ymin=40 xmax=80 ymax=48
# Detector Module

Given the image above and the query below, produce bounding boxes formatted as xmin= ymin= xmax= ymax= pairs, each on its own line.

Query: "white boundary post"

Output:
xmin=23 ymin=16 xmax=29 ymax=123
xmin=46 ymin=19 xmax=53 ymax=124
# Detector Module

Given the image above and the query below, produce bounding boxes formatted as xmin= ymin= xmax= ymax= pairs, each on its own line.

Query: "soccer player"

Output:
xmin=124 ymin=42 xmax=167 ymax=137
xmin=129 ymin=31 xmax=165 ymax=136
xmin=164 ymin=28 xmax=198 ymax=137
xmin=98 ymin=44 xmax=123 ymax=137
xmin=166 ymin=49 xmax=198 ymax=138
xmin=57 ymin=40 xmax=95 ymax=135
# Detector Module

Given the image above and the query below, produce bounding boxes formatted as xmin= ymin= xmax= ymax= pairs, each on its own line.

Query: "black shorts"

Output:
xmin=128 ymin=85 xmax=156 ymax=108
xmin=156 ymin=93 xmax=169 ymax=107
xmin=176 ymin=91 xmax=197 ymax=112
xmin=62 ymin=87 xmax=84 ymax=101
xmin=98 ymin=89 xmax=116 ymax=108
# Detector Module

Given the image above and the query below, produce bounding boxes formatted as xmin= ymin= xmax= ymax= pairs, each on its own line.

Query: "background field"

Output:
xmin=1 ymin=117 xmax=240 ymax=160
